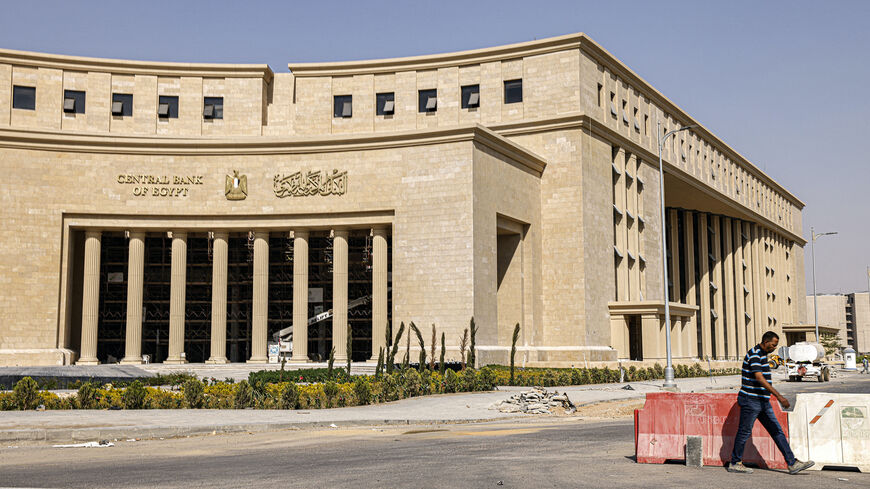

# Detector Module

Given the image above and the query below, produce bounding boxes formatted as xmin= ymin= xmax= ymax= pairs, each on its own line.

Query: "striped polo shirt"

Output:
xmin=739 ymin=344 xmax=772 ymax=399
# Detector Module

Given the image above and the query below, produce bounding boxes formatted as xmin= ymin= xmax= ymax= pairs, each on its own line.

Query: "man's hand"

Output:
xmin=777 ymin=395 xmax=790 ymax=409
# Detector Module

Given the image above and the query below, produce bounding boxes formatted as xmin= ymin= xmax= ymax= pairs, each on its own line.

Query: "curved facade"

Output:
xmin=0 ymin=33 xmax=806 ymax=366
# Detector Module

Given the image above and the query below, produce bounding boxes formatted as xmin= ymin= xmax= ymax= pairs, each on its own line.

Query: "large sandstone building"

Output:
xmin=0 ymin=33 xmax=807 ymax=367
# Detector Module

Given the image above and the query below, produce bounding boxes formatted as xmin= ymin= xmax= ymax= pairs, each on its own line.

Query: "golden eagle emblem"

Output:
xmin=225 ymin=170 xmax=247 ymax=200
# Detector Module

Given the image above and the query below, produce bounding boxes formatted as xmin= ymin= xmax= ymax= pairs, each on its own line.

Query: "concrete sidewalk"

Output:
xmin=0 ymin=375 xmax=741 ymax=444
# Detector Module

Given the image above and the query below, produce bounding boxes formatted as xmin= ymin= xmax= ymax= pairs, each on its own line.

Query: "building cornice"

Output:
xmin=0 ymin=124 xmax=546 ymax=176
xmin=0 ymin=48 xmax=273 ymax=82
xmin=288 ymin=33 xmax=586 ymax=76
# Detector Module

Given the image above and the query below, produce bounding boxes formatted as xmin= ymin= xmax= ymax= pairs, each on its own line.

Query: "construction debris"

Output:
xmin=52 ymin=440 xmax=114 ymax=448
xmin=490 ymin=387 xmax=576 ymax=414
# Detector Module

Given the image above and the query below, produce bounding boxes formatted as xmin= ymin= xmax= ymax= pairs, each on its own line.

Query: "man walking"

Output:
xmin=728 ymin=331 xmax=814 ymax=474
xmin=862 ymin=356 xmax=868 ymax=374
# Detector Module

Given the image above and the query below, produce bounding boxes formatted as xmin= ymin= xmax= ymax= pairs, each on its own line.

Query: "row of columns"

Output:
xmin=76 ymin=227 xmax=390 ymax=365
xmin=666 ymin=209 xmax=794 ymax=360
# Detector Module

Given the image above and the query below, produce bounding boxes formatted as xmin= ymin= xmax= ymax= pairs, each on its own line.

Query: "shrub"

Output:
xmin=400 ymin=369 xmax=422 ymax=398
xmin=77 ymin=382 xmax=98 ymax=409
xmin=249 ymin=368 xmax=349 ymax=385
xmin=13 ymin=377 xmax=39 ymax=410
xmin=182 ymin=379 xmax=205 ymax=408
xmin=204 ymin=383 xmax=235 ymax=409
xmin=323 ymin=381 xmax=340 ymax=408
xmin=443 ymin=369 xmax=459 ymax=393
xmin=123 ymin=380 xmax=148 ymax=409
xmin=353 ymin=377 xmax=372 ymax=405
xmin=476 ymin=367 xmax=496 ymax=391
xmin=234 ymin=380 xmax=254 ymax=409
xmin=381 ymin=373 xmax=400 ymax=402
xmin=279 ymin=383 xmax=300 ymax=409
xmin=146 ymin=387 xmax=183 ymax=409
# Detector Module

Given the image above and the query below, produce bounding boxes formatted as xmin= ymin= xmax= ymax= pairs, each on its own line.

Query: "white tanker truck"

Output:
xmin=784 ymin=342 xmax=830 ymax=382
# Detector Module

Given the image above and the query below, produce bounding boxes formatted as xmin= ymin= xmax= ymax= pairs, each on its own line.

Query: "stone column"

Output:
xmin=711 ymin=217 xmax=725 ymax=359
xmin=732 ymin=220 xmax=748 ymax=356
xmin=697 ymin=213 xmax=713 ymax=359
xmin=291 ymin=230 xmax=310 ymax=362
xmin=77 ymin=230 xmax=102 ymax=365
xmin=332 ymin=229 xmax=349 ymax=362
xmin=742 ymin=221 xmax=757 ymax=346
xmin=371 ymin=227 xmax=388 ymax=360
xmin=722 ymin=217 xmax=737 ymax=359
xmin=682 ymin=210 xmax=698 ymax=358
xmin=750 ymin=224 xmax=766 ymax=342
xmin=610 ymin=316 xmax=628 ymax=358
xmin=248 ymin=231 xmax=269 ymax=363
xmin=207 ymin=232 xmax=229 ymax=364
xmin=668 ymin=209 xmax=681 ymax=303
xmin=165 ymin=231 xmax=188 ymax=364
xmin=121 ymin=231 xmax=145 ymax=364
xmin=641 ymin=314 xmax=664 ymax=361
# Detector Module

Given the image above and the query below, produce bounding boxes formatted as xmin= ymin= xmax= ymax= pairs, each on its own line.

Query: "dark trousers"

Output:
xmin=730 ymin=394 xmax=796 ymax=466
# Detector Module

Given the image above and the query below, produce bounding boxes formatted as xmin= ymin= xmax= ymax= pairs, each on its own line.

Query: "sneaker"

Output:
xmin=727 ymin=462 xmax=753 ymax=474
xmin=788 ymin=460 xmax=814 ymax=474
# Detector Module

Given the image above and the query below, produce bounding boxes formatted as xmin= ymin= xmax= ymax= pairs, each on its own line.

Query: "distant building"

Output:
xmin=806 ymin=293 xmax=870 ymax=352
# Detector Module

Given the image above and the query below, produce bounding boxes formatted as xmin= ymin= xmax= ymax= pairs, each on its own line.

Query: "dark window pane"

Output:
xmin=333 ymin=95 xmax=352 ymax=118
xmin=112 ymin=93 xmax=133 ymax=117
xmin=158 ymin=95 xmax=179 ymax=119
xmin=63 ymin=90 xmax=86 ymax=114
xmin=504 ymin=79 xmax=523 ymax=104
xmin=418 ymin=89 xmax=437 ymax=112
xmin=461 ymin=84 xmax=480 ymax=109
xmin=376 ymin=92 xmax=395 ymax=115
xmin=204 ymin=96 xmax=223 ymax=119
xmin=12 ymin=86 xmax=35 ymax=110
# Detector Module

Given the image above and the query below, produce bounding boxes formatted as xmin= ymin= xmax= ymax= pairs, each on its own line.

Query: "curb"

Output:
xmin=0 ymin=417 xmax=528 ymax=444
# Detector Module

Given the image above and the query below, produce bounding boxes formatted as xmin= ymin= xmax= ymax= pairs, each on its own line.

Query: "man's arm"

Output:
xmin=755 ymin=371 xmax=789 ymax=409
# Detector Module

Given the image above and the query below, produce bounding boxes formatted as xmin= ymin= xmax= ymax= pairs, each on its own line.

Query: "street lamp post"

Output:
xmin=658 ymin=122 xmax=696 ymax=390
xmin=810 ymin=227 xmax=837 ymax=342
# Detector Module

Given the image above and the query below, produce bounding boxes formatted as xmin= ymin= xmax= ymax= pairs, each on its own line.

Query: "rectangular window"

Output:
xmin=597 ymin=83 xmax=603 ymax=107
xmin=203 ymin=96 xmax=223 ymax=119
xmin=12 ymin=85 xmax=36 ymax=110
xmin=504 ymin=79 xmax=522 ymax=104
xmin=63 ymin=90 xmax=86 ymax=114
xmin=461 ymin=84 xmax=480 ymax=109
xmin=333 ymin=95 xmax=352 ymax=118
xmin=418 ymin=89 xmax=437 ymax=112
xmin=157 ymin=95 xmax=179 ymax=119
xmin=111 ymin=93 xmax=133 ymax=117
xmin=376 ymin=92 xmax=394 ymax=115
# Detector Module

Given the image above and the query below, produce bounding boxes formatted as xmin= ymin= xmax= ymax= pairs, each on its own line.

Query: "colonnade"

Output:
xmin=76 ymin=227 xmax=390 ymax=364
xmin=666 ymin=209 xmax=795 ymax=360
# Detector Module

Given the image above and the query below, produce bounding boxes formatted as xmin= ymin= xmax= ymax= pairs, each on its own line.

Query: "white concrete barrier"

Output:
xmin=789 ymin=393 xmax=870 ymax=472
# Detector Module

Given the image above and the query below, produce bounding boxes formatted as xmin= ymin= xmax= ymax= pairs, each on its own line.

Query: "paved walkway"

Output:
xmin=0 ymin=375 xmax=742 ymax=444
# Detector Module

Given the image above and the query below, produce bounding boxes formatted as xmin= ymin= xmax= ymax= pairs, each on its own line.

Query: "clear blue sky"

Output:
xmin=2 ymin=0 xmax=868 ymax=295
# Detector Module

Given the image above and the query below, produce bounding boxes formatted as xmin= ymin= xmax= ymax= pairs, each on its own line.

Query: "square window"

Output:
xmin=12 ymin=86 xmax=36 ymax=110
xmin=418 ymin=89 xmax=437 ymax=112
xmin=376 ymin=92 xmax=394 ymax=115
xmin=63 ymin=90 xmax=86 ymax=114
xmin=158 ymin=95 xmax=179 ymax=119
xmin=333 ymin=95 xmax=352 ymax=118
xmin=112 ymin=93 xmax=133 ymax=117
xmin=461 ymin=84 xmax=480 ymax=109
xmin=504 ymin=79 xmax=522 ymax=104
xmin=203 ymin=96 xmax=223 ymax=119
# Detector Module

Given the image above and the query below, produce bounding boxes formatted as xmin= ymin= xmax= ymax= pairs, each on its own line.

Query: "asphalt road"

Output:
xmin=1 ymin=373 xmax=868 ymax=489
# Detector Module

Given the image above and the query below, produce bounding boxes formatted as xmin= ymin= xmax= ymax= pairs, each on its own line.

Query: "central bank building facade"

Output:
xmin=0 ymin=33 xmax=807 ymax=367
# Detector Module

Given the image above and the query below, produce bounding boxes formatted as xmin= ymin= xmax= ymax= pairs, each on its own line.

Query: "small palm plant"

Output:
xmin=430 ymin=324 xmax=437 ymax=371
xmin=410 ymin=322 xmax=426 ymax=372
xmin=468 ymin=317 xmax=478 ymax=368
xmin=439 ymin=332 xmax=446 ymax=376
xmin=510 ymin=323 xmax=521 ymax=385
xmin=459 ymin=328 xmax=469 ymax=370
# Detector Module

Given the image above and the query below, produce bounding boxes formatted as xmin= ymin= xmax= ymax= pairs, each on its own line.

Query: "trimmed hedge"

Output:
xmin=488 ymin=363 xmax=739 ymax=387
xmin=1 ymin=369 xmax=497 ymax=411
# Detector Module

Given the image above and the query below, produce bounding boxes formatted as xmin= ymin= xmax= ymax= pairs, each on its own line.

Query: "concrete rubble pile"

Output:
xmin=490 ymin=387 xmax=576 ymax=414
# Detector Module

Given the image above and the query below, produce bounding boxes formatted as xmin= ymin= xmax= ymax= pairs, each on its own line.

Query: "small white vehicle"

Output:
xmin=785 ymin=342 xmax=830 ymax=382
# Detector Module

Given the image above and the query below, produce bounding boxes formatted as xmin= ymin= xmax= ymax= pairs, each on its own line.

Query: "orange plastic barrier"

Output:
xmin=634 ymin=392 xmax=789 ymax=469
